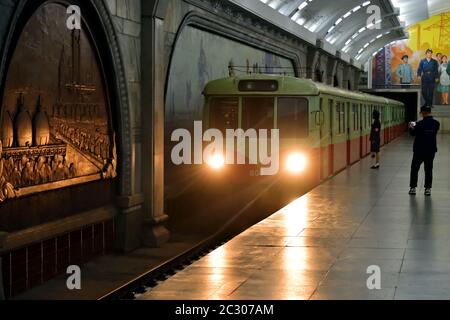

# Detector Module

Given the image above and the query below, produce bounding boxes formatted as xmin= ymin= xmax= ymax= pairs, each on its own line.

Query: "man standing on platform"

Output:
xmin=417 ymin=49 xmax=439 ymax=107
xmin=409 ymin=106 xmax=440 ymax=197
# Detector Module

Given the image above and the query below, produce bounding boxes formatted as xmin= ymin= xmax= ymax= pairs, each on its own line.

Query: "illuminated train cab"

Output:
xmin=203 ymin=75 xmax=406 ymax=191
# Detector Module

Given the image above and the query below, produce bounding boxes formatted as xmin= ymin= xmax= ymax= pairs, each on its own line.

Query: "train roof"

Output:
xmin=203 ymin=75 xmax=404 ymax=106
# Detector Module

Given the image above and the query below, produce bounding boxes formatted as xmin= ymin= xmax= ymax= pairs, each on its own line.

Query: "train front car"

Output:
xmin=202 ymin=75 xmax=321 ymax=206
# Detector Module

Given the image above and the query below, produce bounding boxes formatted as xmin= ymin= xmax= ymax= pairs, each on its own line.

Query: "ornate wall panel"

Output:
xmin=0 ymin=3 xmax=117 ymax=205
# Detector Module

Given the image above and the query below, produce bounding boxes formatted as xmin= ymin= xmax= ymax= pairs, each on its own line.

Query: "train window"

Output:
xmin=329 ymin=99 xmax=334 ymax=132
xmin=357 ymin=106 xmax=360 ymax=131
xmin=336 ymin=102 xmax=345 ymax=135
xmin=209 ymin=97 xmax=239 ymax=134
xmin=362 ymin=106 xmax=365 ymax=129
xmin=242 ymin=97 xmax=274 ymax=130
xmin=360 ymin=104 xmax=364 ymax=130
xmin=335 ymin=104 xmax=340 ymax=123
xmin=366 ymin=106 xmax=369 ymax=128
xmin=239 ymin=80 xmax=278 ymax=92
xmin=363 ymin=106 xmax=366 ymax=129
xmin=336 ymin=103 xmax=341 ymax=134
xmin=351 ymin=105 xmax=355 ymax=131
xmin=277 ymin=97 xmax=309 ymax=139
xmin=352 ymin=104 xmax=359 ymax=131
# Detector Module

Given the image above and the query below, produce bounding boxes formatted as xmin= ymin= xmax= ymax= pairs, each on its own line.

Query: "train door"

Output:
xmin=333 ymin=100 xmax=346 ymax=173
xmin=359 ymin=104 xmax=364 ymax=159
xmin=368 ymin=105 xmax=373 ymax=154
xmin=346 ymin=102 xmax=352 ymax=166
xmin=351 ymin=103 xmax=360 ymax=164
xmin=379 ymin=105 xmax=384 ymax=146
xmin=320 ymin=98 xmax=333 ymax=180
xmin=326 ymin=99 xmax=336 ymax=176
xmin=319 ymin=98 xmax=329 ymax=180
xmin=384 ymin=105 xmax=388 ymax=144
xmin=365 ymin=104 xmax=370 ymax=157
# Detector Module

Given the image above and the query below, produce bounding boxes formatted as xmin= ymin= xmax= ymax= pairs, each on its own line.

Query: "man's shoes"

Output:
xmin=425 ymin=188 xmax=432 ymax=196
xmin=371 ymin=164 xmax=380 ymax=170
xmin=409 ymin=188 xmax=417 ymax=195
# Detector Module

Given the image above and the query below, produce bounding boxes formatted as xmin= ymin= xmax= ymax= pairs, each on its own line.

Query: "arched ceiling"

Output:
xmin=230 ymin=0 xmax=450 ymax=67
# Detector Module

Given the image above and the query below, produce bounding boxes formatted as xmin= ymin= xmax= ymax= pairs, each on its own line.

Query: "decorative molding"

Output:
xmin=0 ymin=205 xmax=117 ymax=253
xmin=183 ymin=0 xmax=309 ymax=53
xmin=179 ymin=0 xmax=360 ymax=76
xmin=183 ymin=11 xmax=303 ymax=68
xmin=94 ymin=0 xmax=133 ymax=197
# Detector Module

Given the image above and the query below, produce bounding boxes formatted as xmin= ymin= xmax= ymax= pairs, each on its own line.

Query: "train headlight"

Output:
xmin=207 ymin=154 xmax=225 ymax=170
xmin=286 ymin=153 xmax=307 ymax=174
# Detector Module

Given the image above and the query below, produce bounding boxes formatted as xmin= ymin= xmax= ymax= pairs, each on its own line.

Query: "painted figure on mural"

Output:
xmin=438 ymin=55 xmax=450 ymax=105
xmin=396 ymin=55 xmax=414 ymax=88
xmin=0 ymin=142 xmax=16 ymax=202
xmin=436 ymin=53 xmax=443 ymax=64
xmin=417 ymin=49 xmax=439 ymax=107
xmin=435 ymin=53 xmax=444 ymax=105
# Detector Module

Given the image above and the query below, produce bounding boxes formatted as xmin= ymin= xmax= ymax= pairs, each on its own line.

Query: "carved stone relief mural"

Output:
xmin=0 ymin=3 xmax=117 ymax=203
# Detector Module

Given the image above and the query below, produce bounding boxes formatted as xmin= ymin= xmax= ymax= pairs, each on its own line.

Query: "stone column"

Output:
xmin=353 ymin=67 xmax=362 ymax=90
xmin=140 ymin=3 xmax=170 ymax=247
xmin=105 ymin=0 xmax=146 ymax=253
xmin=343 ymin=64 xmax=352 ymax=90
xmin=327 ymin=58 xmax=338 ymax=86
xmin=306 ymin=49 xmax=320 ymax=81
xmin=335 ymin=62 xmax=345 ymax=88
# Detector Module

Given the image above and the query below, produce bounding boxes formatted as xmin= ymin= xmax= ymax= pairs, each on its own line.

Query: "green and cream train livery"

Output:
xmin=202 ymin=75 xmax=405 ymax=189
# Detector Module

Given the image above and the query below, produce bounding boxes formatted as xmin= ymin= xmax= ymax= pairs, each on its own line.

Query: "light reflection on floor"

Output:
xmin=140 ymin=135 xmax=450 ymax=300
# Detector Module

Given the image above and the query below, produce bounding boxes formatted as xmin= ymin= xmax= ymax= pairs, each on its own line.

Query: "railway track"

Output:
xmin=99 ymin=181 xmax=281 ymax=300
xmin=99 ymin=232 xmax=231 ymax=300
xmin=98 ymin=197 xmax=268 ymax=300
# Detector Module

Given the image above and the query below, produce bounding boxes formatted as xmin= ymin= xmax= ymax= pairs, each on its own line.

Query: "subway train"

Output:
xmin=167 ymin=75 xmax=406 ymax=234
xmin=201 ymin=75 xmax=406 ymax=192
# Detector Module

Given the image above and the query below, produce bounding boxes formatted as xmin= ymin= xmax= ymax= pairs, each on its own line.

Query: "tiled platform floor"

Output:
xmin=139 ymin=134 xmax=450 ymax=300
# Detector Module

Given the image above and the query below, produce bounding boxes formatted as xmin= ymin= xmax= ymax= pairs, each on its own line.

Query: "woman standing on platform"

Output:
xmin=370 ymin=110 xmax=381 ymax=169
xmin=438 ymin=55 xmax=450 ymax=105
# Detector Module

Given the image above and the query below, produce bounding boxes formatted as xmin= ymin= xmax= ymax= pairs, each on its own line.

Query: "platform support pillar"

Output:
xmin=115 ymin=195 xmax=145 ymax=253
xmin=327 ymin=58 xmax=338 ymax=86
xmin=306 ymin=49 xmax=320 ymax=80
xmin=367 ymin=60 xmax=373 ymax=89
xmin=140 ymin=4 xmax=170 ymax=247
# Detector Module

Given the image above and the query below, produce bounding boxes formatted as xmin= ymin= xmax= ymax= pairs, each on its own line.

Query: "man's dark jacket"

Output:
xmin=410 ymin=116 xmax=440 ymax=154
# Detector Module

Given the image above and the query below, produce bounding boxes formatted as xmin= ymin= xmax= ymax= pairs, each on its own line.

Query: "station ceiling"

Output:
xmin=231 ymin=0 xmax=450 ymax=67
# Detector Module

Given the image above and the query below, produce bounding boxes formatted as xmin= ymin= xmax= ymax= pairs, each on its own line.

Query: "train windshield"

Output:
xmin=209 ymin=97 xmax=239 ymax=133
xmin=277 ymin=97 xmax=309 ymax=138
xmin=242 ymin=97 xmax=275 ymax=130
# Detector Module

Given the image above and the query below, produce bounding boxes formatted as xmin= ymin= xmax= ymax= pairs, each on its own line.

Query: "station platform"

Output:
xmin=139 ymin=134 xmax=450 ymax=300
